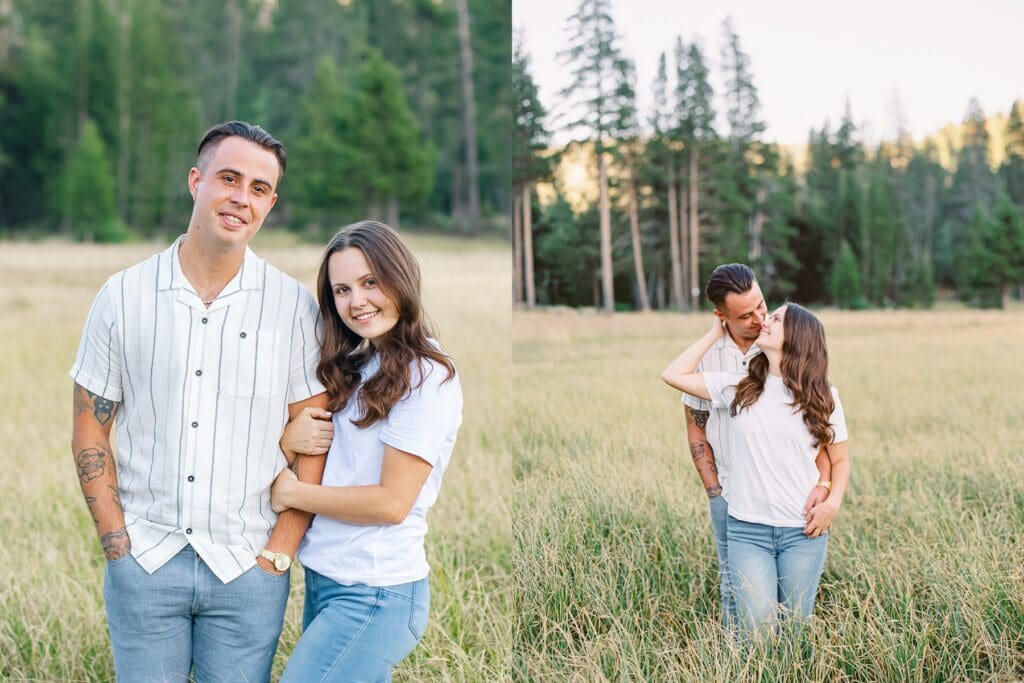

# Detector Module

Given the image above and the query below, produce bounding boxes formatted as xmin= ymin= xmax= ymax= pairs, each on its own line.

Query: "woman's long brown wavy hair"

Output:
xmin=730 ymin=302 xmax=836 ymax=448
xmin=316 ymin=221 xmax=455 ymax=428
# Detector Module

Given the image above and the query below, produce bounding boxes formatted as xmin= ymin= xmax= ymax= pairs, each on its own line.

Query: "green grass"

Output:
xmin=0 ymin=238 xmax=510 ymax=681
xmin=512 ymin=307 xmax=1024 ymax=682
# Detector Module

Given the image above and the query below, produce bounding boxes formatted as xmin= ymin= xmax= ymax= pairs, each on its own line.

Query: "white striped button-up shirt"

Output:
xmin=70 ymin=236 xmax=325 ymax=582
xmin=682 ymin=334 xmax=762 ymax=499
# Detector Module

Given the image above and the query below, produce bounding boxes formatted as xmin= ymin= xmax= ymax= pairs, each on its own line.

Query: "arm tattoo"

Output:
xmin=100 ymin=527 xmax=131 ymax=560
xmin=689 ymin=441 xmax=707 ymax=461
xmin=690 ymin=408 xmax=709 ymax=429
xmin=73 ymin=385 xmax=115 ymax=425
xmin=76 ymin=446 xmax=109 ymax=484
xmin=90 ymin=392 xmax=115 ymax=425
xmin=73 ymin=386 xmax=90 ymax=418
xmin=84 ymin=496 xmax=99 ymax=524
xmin=108 ymin=484 xmax=122 ymax=509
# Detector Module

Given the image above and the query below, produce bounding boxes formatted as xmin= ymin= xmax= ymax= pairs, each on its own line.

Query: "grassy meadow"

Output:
xmin=513 ymin=306 xmax=1024 ymax=682
xmin=0 ymin=233 xmax=511 ymax=681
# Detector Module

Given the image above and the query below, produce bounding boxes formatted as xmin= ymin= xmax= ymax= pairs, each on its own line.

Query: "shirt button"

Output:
xmin=185 ymin=528 xmax=192 ymax=535
xmin=239 ymin=331 xmax=247 ymax=339
xmin=191 ymin=421 xmax=198 ymax=428
xmin=201 ymin=317 xmax=208 ymax=324
xmin=187 ymin=475 xmax=195 ymax=482
xmin=195 ymin=369 xmax=202 ymax=376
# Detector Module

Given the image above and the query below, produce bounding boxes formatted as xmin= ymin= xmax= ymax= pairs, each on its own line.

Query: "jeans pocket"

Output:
xmin=254 ymin=564 xmax=290 ymax=581
xmin=407 ymin=581 xmax=430 ymax=642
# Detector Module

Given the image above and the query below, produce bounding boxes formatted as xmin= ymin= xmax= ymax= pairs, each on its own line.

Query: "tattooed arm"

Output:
xmin=71 ymin=383 xmax=129 ymax=560
xmin=685 ymin=406 xmax=722 ymax=498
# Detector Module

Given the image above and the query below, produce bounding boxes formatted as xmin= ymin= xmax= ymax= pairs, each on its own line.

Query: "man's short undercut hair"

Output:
xmin=705 ymin=263 xmax=757 ymax=310
xmin=196 ymin=120 xmax=287 ymax=180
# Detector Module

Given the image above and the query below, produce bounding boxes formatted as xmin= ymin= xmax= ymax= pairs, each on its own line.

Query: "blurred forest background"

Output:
xmin=0 ymin=0 xmax=510 ymax=240
xmin=513 ymin=0 xmax=1024 ymax=311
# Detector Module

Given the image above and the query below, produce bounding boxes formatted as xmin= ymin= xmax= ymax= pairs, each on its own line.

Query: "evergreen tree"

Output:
xmin=289 ymin=56 xmax=354 ymax=235
xmin=956 ymin=197 xmax=1024 ymax=307
xmin=999 ymin=99 xmax=1024 ymax=212
xmin=512 ymin=40 xmax=551 ymax=308
xmin=675 ymin=38 xmax=715 ymax=305
xmin=830 ymin=240 xmax=864 ymax=309
xmin=558 ymin=0 xmax=626 ymax=312
xmin=939 ymin=97 xmax=998 ymax=285
xmin=62 ymin=119 xmax=125 ymax=242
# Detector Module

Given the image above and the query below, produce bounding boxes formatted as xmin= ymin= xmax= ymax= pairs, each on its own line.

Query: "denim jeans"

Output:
xmin=280 ymin=569 xmax=430 ymax=683
xmin=726 ymin=515 xmax=828 ymax=635
xmin=104 ymin=545 xmax=290 ymax=682
xmin=708 ymin=494 xmax=738 ymax=629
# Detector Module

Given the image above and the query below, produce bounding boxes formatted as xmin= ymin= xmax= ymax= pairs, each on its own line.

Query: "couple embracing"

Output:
xmin=661 ymin=264 xmax=851 ymax=636
xmin=70 ymin=121 xmax=462 ymax=681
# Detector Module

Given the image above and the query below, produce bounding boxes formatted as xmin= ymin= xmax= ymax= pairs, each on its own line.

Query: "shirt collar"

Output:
xmin=157 ymin=235 xmax=264 ymax=293
xmin=715 ymin=330 xmax=762 ymax=360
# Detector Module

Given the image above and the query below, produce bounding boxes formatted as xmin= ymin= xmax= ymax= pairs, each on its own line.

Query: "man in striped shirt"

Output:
xmin=70 ymin=121 xmax=331 ymax=681
xmin=680 ymin=264 xmax=831 ymax=629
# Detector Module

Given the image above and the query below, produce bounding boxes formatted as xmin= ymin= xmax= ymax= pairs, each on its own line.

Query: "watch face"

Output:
xmin=274 ymin=554 xmax=290 ymax=571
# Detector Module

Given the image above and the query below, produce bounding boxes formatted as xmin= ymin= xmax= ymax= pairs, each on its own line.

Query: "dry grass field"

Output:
xmin=0 ymin=233 xmax=510 ymax=681
xmin=512 ymin=306 xmax=1024 ymax=682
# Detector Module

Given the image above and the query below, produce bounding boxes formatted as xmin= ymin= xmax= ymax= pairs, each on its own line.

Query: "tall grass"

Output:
xmin=513 ymin=308 xmax=1024 ymax=682
xmin=0 ymin=234 xmax=511 ymax=682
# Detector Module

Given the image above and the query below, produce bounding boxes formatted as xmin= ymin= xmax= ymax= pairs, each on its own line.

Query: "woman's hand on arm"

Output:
xmin=271 ymin=445 xmax=433 ymax=525
xmin=804 ymin=441 xmax=850 ymax=537
xmin=659 ymin=317 xmax=725 ymax=399
xmin=280 ymin=406 xmax=334 ymax=465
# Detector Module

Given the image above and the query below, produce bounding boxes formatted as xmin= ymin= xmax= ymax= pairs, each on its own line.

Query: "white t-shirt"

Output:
xmin=704 ymin=372 xmax=848 ymax=528
xmin=298 ymin=351 xmax=463 ymax=586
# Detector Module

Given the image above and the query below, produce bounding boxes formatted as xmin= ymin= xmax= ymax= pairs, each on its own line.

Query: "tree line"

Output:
xmin=0 ymin=0 xmax=510 ymax=240
xmin=513 ymin=0 xmax=1024 ymax=310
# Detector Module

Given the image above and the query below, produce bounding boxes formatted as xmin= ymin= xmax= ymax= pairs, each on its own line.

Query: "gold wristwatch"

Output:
xmin=815 ymin=480 xmax=832 ymax=492
xmin=259 ymin=548 xmax=292 ymax=572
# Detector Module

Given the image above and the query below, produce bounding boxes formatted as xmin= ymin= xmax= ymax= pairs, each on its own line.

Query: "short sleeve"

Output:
xmin=829 ymin=387 xmax=848 ymax=444
xmin=69 ymin=279 xmax=123 ymax=402
xmin=702 ymin=372 xmax=743 ymax=410
xmin=288 ymin=286 xmax=327 ymax=403
xmin=379 ymin=360 xmax=463 ymax=467
xmin=682 ymin=356 xmax=711 ymax=411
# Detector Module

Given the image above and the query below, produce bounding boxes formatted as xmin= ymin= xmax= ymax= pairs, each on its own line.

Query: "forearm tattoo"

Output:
xmin=690 ymin=408 xmax=709 ymax=429
xmin=100 ymin=527 xmax=130 ymax=560
xmin=73 ymin=385 xmax=116 ymax=425
xmin=76 ymin=446 xmax=109 ymax=484
xmin=689 ymin=441 xmax=706 ymax=461
xmin=84 ymin=496 xmax=99 ymax=524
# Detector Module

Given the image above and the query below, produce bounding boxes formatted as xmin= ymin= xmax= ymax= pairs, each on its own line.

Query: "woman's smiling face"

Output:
xmin=756 ymin=305 xmax=787 ymax=352
xmin=328 ymin=247 xmax=400 ymax=345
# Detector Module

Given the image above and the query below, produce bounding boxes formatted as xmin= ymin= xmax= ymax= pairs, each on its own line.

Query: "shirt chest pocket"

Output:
xmin=218 ymin=326 xmax=283 ymax=399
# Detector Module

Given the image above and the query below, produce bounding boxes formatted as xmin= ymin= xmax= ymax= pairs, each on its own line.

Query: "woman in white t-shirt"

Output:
xmin=661 ymin=302 xmax=850 ymax=635
xmin=271 ymin=221 xmax=462 ymax=682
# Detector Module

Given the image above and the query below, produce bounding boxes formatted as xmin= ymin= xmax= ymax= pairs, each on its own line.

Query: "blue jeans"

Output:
xmin=104 ymin=545 xmax=290 ymax=682
xmin=726 ymin=516 xmax=828 ymax=635
xmin=708 ymin=494 xmax=738 ymax=629
xmin=280 ymin=569 xmax=429 ymax=683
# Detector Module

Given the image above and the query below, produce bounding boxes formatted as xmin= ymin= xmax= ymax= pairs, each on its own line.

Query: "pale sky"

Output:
xmin=514 ymin=0 xmax=1024 ymax=147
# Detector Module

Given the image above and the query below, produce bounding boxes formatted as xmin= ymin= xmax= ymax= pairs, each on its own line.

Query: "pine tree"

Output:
xmin=558 ymin=0 xmax=626 ymax=312
xmin=676 ymin=39 xmax=715 ymax=304
xmin=830 ymin=240 xmax=864 ymax=309
xmin=956 ymin=197 xmax=1024 ymax=308
xmin=999 ymin=99 xmax=1024 ymax=212
xmin=63 ymin=119 xmax=125 ymax=242
xmin=608 ymin=56 xmax=650 ymax=310
xmin=513 ymin=40 xmax=551 ymax=308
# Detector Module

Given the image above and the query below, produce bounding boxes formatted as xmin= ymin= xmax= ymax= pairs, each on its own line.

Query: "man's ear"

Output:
xmin=712 ymin=308 xmax=726 ymax=322
xmin=187 ymin=167 xmax=201 ymax=201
